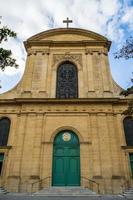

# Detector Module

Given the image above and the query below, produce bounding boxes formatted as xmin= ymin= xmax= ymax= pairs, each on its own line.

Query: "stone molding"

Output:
xmin=85 ymin=48 xmax=108 ymax=55
xmin=0 ymin=146 xmax=12 ymax=149
xmin=121 ymin=146 xmax=133 ymax=150
xmin=27 ymin=50 xmax=50 ymax=56
xmin=41 ymin=141 xmax=91 ymax=144
xmin=25 ymin=40 xmax=111 ymax=51
xmin=52 ymin=53 xmax=82 ymax=70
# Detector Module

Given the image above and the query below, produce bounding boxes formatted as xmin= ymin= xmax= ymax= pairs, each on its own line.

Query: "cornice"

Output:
xmin=24 ymin=40 xmax=111 ymax=51
xmin=0 ymin=98 xmax=128 ymax=104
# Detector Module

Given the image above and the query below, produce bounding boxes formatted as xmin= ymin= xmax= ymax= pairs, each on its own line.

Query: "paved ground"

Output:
xmin=0 ymin=194 xmax=131 ymax=200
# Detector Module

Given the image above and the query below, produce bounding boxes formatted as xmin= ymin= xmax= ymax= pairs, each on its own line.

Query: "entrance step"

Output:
xmin=0 ymin=187 xmax=8 ymax=195
xmin=33 ymin=186 xmax=99 ymax=196
xmin=121 ymin=187 xmax=133 ymax=199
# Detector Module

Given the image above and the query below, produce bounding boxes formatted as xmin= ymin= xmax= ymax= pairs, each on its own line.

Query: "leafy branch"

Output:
xmin=0 ymin=19 xmax=18 ymax=71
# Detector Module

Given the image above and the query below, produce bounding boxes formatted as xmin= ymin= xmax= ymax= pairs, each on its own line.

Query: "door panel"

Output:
xmin=67 ymin=157 xmax=80 ymax=186
xmin=53 ymin=157 xmax=66 ymax=186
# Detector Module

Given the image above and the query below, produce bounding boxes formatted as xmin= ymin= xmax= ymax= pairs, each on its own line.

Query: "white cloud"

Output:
xmin=0 ymin=0 xmax=128 ymax=41
xmin=99 ymin=0 xmax=121 ymax=16
xmin=106 ymin=17 xmax=125 ymax=42
xmin=122 ymin=6 xmax=133 ymax=30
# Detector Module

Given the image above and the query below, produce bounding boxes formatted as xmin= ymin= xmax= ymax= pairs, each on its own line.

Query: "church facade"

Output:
xmin=0 ymin=27 xmax=133 ymax=194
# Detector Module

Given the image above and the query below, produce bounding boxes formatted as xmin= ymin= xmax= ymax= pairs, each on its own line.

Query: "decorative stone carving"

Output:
xmin=52 ymin=54 xmax=82 ymax=69
xmin=27 ymin=49 xmax=50 ymax=56
xmin=85 ymin=48 xmax=108 ymax=55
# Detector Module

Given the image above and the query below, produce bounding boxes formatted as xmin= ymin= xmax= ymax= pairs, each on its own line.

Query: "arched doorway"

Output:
xmin=52 ymin=130 xmax=80 ymax=186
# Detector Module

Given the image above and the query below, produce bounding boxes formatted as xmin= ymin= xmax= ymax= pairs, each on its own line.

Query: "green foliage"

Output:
xmin=115 ymin=37 xmax=133 ymax=116
xmin=0 ymin=20 xmax=18 ymax=71
xmin=114 ymin=36 xmax=133 ymax=59
xmin=0 ymin=26 xmax=17 ymax=43
xmin=0 ymin=48 xmax=18 ymax=70
xmin=122 ymin=100 xmax=133 ymax=115
xmin=120 ymin=86 xmax=133 ymax=96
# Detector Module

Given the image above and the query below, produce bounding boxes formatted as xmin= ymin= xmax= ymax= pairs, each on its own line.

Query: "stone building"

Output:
xmin=0 ymin=26 xmax=133 ymax=194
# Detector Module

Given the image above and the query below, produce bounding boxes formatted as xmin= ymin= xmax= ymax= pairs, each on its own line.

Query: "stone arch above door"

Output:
xmin=50 ymin=126 xmax=84 ymax=143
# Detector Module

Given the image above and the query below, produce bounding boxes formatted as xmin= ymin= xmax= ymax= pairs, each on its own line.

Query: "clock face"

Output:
xmin=62 ymin=132 xmax=71 ymax=141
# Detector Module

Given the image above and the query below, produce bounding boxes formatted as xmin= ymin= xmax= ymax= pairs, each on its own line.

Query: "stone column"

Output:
xmin=82 ymin=53 xmax=88 ymax=97
xmin=100 ymin=53 xmax=110 ymax=92
xmin=104 ymin=53 xmax=114 ymax=92
xmin=40 ymin=52 xmax=49 ymax=93
xmin=97 ymin=113 xmax=112 ymax=193
xmin=51 ymin=67 xmax=56 ymax=98
xmin=40 ymin=114 xmax=52 ymax=183
xmin=78 ymin=69 xmax=84 ymax=98
xmin=80 ymin=143 xmax=90 ymax=177
xmin=90 ymin=114 xmax=101 ymax=176
xmin=7 ymin=114 xmax=27 ymax=192
xmin=107 ymin=113 xmax=125 ymax=193
xmin=92 ymin=53 xmax=103 ymax=96
xmin=31 ymin=114 xmax=43 ymax=176
xmin=31 ymin=52 xmax=43 ymax=93
xmin=29 ymin=114 xmax=44 ymax=192
xmin=85 ymin=50 xmax=94 ymax=92
xmin=20 ymin=113 xmax=36 ymax=192
xmin=46 ymin=53 xmax=52 ymax=98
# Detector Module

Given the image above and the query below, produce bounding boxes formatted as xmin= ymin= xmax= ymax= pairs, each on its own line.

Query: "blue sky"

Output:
xmin=0 ymin=0 xmax=133 ymax=94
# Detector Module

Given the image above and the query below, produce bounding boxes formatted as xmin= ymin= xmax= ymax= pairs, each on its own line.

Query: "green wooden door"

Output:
xmin=129 ymin=153 xmax=133 ymax=175
xmin=52 ymin=131 xmax=80 ymax=186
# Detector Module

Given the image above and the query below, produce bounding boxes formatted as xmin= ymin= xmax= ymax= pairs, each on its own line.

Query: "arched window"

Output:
xmin=56 ymin=61 xmax=78 ymax=98
xmin=0 ymin=118 xmax=10 ymax=146
xmin=123 ymin=117 xmax=133 ymax=146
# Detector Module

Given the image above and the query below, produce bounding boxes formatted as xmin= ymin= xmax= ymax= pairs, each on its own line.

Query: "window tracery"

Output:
xmin=56 ymin=61 xmax=78 ymax=98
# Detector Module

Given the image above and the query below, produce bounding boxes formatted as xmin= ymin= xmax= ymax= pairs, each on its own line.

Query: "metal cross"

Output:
xmin=63 ymin=17 xmax=73 ymax=28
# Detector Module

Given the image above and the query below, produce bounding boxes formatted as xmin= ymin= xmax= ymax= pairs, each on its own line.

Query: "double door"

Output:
xmin=52 ymin=145 xmax=80 ymax=186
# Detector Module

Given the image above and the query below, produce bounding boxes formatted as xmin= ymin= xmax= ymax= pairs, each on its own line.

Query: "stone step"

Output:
xmin=33 ymin=187 xmax=99 ymax=196
xmin=125 ymin=191 xmax=133 ymax=194
xmin=122 ymin=187 xmax=133 ymax=199
xmin=0 ymin=187 xmax=8 ymax=195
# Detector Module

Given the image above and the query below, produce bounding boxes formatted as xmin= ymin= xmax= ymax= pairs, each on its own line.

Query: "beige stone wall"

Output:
xmin=15 ymin=47 xmax=121 ymax=99
xmin=0 ymin=101 xmax=132 ymax=194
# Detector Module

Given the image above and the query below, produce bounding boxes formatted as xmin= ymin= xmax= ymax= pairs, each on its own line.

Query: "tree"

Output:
xmin=0 ymin=18 xmax=18 ymax=71
xmin=114 ymin=36 xmax=133 ymax=115
xmin=114 ymin=36 xmax=133 ymax=59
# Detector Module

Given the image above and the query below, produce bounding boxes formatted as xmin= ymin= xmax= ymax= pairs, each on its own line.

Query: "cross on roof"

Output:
xmin=63 ymin=17 xmax=73 ymax=28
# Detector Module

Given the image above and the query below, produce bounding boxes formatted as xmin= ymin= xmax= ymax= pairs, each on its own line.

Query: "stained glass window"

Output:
xmin=56 ymin=61 xmax=78 ymax=98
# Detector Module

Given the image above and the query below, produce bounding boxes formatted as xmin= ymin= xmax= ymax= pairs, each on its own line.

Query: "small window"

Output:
xmin=0 ymin=153 xmax=4 ymax=175
xmin=0 ymin=118 xmax=10 ymax=146
xmin=123 ymin=117 xmax=133 ymax=146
